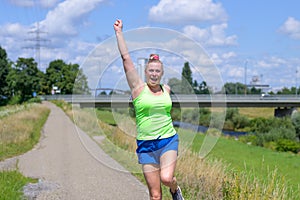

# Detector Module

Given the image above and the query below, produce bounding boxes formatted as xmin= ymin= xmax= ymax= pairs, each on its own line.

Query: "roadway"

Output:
xmin=42 ymin=94 xmax=300 ymax=108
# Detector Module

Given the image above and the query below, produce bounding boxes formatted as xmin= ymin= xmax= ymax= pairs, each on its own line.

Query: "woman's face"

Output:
xmin=145 ymin=62 xmax=164 ymax=87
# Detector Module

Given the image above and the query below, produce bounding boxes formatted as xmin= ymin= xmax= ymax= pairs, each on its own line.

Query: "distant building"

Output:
xmin=137 ymin=58 xmax=148 ymax=81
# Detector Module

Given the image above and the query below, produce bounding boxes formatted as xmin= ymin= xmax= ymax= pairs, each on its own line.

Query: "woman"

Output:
xmin=113 ymin=19 xmax=184 ymax=200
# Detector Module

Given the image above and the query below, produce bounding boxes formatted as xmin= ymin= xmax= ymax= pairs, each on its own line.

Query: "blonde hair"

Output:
xmin=146 ymin=54 xmax=163 ymax=68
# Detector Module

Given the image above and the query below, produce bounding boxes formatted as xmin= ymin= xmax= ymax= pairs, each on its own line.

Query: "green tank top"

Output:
xmin=133 ymin=84 xmax=176 ymax=140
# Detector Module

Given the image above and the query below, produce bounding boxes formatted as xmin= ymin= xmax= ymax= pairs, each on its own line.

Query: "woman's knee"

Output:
xmin=161 ymin=174 xmax=175 ymax=186
xmin=149 ymin=190 xmax=162 ymax=200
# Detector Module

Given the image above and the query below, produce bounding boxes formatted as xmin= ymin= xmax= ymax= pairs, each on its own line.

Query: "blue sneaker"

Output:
xmin=170 ymin=186 xmax=184 ymax=200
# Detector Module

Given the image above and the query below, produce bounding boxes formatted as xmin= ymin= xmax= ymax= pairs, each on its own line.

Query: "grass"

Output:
xmin=238 ymin=107 xmax=275 ymax=119
xmin=0 ymin=104 xmax=28 ymax=118
xmin=0 ymin=103 xmax=50 ymax=199
xmin=53 ymin=101 xmax=300 ymax=199
xmin=191 ymin=132 xmax=300 ymax=193
xmin=0 ymin=103 xmax=50 ymax=161
xmin=0 ymin=170 xmax=37 ymax=200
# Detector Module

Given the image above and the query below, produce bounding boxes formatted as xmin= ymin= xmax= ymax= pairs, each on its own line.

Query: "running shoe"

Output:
xmin=170 ymin=186 xmax=184 ymax=200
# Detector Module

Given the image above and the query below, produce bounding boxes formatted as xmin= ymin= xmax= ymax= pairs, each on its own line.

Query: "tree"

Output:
xmin=38 ymin=70 xmax=49 ymax=95
xmin=7 ymin=57 xmax=41 ymax=102
xmin=46 ymin=59 xmax=89 ymax=94
xmin=277 ymin=87 xmax=293 ymax=95
xmin=0 ymin=46 xmax=11 ymax=104
xmin=192 ymin=80 xmax=199 ymax=93
xmin=72 ymin=68 xmax=90 ymax=94
xmin=224 ymin=82 xmax=248 ymax=94
xmin=198 ymin=81 xmax=210 ymax=94
xmin=181 ymin=62 xmax=193 ymax=94
xmin=46 ymin=60 xmax=67 ymax=94
xmin=167 ymin=78 xmax=181 ymax=94
xmin=249 ymin=86 xmax=262 ymax=94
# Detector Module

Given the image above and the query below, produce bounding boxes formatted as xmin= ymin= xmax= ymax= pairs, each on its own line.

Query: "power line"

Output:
xmin=23 ymin=22 xmax=50 ymax=70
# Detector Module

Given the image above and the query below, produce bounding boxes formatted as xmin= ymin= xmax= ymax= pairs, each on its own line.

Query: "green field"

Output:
xmin=191 ymin=133 xmax=300 ymax=192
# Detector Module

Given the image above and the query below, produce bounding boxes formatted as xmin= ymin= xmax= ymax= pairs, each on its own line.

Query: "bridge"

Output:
xmin=42 ymin=94 xmax=300 ymax=117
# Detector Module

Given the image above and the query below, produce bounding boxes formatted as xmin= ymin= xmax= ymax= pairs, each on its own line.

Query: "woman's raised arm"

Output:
xmin=114 ymin=19 xmax=143 ymax=94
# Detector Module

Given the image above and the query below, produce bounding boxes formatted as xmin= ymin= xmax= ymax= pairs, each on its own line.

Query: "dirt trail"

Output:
xmin=7 ymin=101 xmax=148 ymax=199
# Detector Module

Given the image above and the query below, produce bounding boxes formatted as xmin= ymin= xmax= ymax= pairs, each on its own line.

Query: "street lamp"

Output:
xmin=244 ymin=60 xmax=248 ymax=95
xmin=296 ymin=69 xmax=298 ymax=96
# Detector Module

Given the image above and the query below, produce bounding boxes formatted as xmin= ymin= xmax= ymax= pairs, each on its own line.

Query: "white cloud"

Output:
xmin=0 ymin=23 xmax=27 ymax=37
xmin=210 ymin=53 xmax=222 ymax=65
xmin=9 ymin=0 xmax=34 ymax=7
xmin=40 ymin=0 xmax=62 ymax=8
xmin=40 ymin=0 xmax=104 ymax=36
xmin=9 ymin=0 xmax=61 ymax=8
xmin=149 ymin=0 xmax=227 ymax=24
xmin=278 ymin=17 xmax=300 ymax=40
xmin=257 ymin=56 xmax=287 ymax=68
xmin=183 ymin=24 xmax=237 ymax=47
xmin=1 ymin=0 xmax=104 ymax=66
xmin=222 ymin=64 xmax=244 ymax=80
xmin=222 ymin=51 xmax=236 ymax=60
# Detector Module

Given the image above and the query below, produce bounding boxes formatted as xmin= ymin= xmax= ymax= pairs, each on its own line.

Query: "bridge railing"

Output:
xmin=40 ymin=94 xmax=300 ymax=102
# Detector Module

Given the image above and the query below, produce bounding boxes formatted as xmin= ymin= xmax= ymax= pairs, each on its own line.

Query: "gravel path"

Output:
xmin=3 ymin=102 xmax=148 ymax=199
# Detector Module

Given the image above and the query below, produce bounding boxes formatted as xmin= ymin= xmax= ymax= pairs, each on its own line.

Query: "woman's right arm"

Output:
xmin=114 ymin=19 xmax=143 ymax=95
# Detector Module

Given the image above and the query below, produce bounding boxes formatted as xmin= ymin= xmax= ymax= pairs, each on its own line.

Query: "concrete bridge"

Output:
xmin=42 ymin=94 xmax=300 ymax=117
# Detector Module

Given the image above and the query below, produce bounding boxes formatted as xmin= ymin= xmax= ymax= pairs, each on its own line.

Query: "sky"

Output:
xmin=1 ymin=0 xmax=300 ymax=93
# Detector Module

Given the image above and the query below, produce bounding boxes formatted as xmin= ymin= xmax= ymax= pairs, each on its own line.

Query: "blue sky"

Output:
xmin=1 ymin=0 xmax=300 ymax=92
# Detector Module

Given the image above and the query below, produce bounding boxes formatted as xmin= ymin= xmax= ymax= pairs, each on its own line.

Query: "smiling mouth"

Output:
xmin=150 ymin=78 xmax=158 ymax=82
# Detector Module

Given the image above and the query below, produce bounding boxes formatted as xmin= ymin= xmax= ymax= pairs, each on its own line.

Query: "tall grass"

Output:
xmin=177 ymin=150 xmax=294 ymax=199
xmin=0 ymin=103 xmax=50 ymax=160
xmin=0 ymin=103 xmax=49 ymax=200
xmin=235 ymin=107 xmax=275 ymax=119
xmin=53 ymin=101 xmax=300 ymax=199
xmin=0 ymin=104 xmax=29 ymax=118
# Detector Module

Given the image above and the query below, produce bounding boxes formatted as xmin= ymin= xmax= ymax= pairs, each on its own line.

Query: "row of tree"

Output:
xmin=0 ymin=46 xmax=89 ymax=105
xmin=1 ymin=44 xmax=298 ymax=105
xmin=168 ymin=62 xmax=210 ymax=94
xmin=174 ymin=61 xmax=299 ymax=95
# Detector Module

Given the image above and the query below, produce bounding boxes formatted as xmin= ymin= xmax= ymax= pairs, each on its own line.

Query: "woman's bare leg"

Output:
xmin=160 ymin=150 xmax=178 ymax=192
xmin=142 ymin=164 xmax=162 ymax=200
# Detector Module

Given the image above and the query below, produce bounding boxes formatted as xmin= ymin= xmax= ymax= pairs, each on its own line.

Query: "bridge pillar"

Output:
xmin=274 ymin=107 xmax=297 ymax=117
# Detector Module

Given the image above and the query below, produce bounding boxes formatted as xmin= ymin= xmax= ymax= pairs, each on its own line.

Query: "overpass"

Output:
xmin=42 ymin=94 xmax=300 ymax=117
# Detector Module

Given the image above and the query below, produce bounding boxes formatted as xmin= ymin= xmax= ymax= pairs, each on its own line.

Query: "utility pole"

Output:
xmin=23 ymin=22 xmax=49 ymax=70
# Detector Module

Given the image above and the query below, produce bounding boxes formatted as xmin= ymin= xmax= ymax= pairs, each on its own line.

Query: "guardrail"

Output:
xmin=40 ymin=94 xmax=300 ymax=108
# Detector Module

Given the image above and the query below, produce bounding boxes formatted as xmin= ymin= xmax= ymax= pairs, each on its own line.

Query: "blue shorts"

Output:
xmin=136 ymin=134 xmax=179 ymax=165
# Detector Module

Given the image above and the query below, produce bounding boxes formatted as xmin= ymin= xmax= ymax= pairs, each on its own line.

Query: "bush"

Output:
xmin=210 ymin=112 xmax=226 ymax=129
xmin=275 ymin=139 xmax=300 ymax=153
xmin=247 ymin=117 xmax=297 ymax=151
xmin=232 ymin=114 xmax=249 ymax=129
xmin=223 ymin=120 xmax=234 ymax=130
xmin=225 ymin=108 xmax=239 ymax=121
xmin=239 ymin=134 xmax=257 ymax=145
xmin=181 ymin=108 xmax=200 ymax=124
xmin=27 ymin=97 xmax=42 ymax=103
xmin=263 ymin=141 xmax=277 ymax=150
xmin=267 ymin=127 xmax=296 ymax=141
xmin=7 ymin=95 xmax=22 ymax=105
xmin=291 ymin=111 xmax=300 ymax=140
xmin=224 ymin=108 xmax=250 ymax=130
xmin=171 ymin=108 xmax=181 ymax=121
